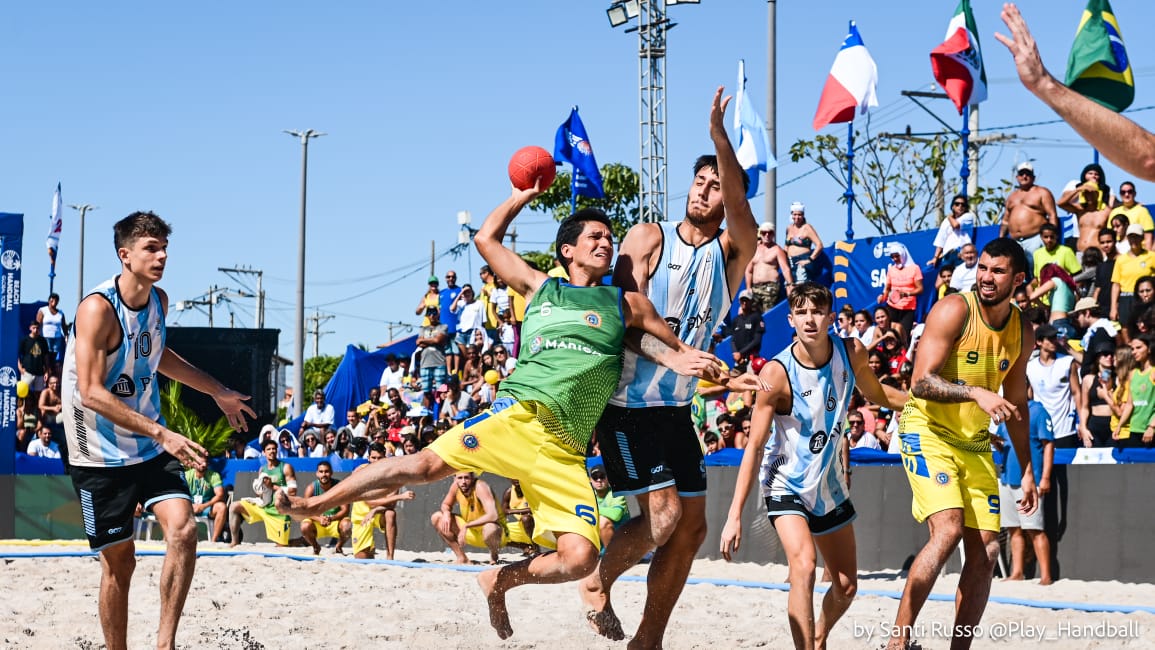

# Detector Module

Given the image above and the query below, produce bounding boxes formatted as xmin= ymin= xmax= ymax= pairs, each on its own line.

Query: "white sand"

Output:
xmin=0 ymin=542 xmax=1151 ymax=649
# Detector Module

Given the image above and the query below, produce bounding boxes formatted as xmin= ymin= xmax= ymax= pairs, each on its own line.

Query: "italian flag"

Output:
xmin=930 ymin=0 xmax=987 ymax=114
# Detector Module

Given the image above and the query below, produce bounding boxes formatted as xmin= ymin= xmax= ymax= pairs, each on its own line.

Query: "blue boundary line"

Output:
xmin=4 ymin=549 xmax=1153 ymax=615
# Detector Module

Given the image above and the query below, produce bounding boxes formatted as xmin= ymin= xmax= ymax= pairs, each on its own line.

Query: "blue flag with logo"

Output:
xmin=554 ymin=107 xmax=605 ymax=199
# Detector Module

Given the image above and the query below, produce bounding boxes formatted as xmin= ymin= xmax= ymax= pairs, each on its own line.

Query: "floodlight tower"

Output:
xmin=607 ymin=0 xmax=699 ymax=223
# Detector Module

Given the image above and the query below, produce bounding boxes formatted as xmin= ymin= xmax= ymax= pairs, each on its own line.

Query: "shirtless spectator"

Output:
xmin=430 ymin=471 xmax=504 ymax=565
xmin=1000 ymin=162 xmax=1058 ymax=265
xmin=1059 ymin=163 xmax=1115 ymax=251
xmin=300 ymin=460 xmax=352 ymax=555
xmin=1110 ymin=181 xmax=1154 ymax=251
xmin=38 ymin=374 xmax=63 ymax=443
xmin=745 ymin=221 xmax=793 ymax=311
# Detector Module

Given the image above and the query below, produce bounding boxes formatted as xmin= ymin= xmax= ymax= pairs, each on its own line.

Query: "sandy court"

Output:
xmin=0 ymin=542 xmax=1152 ymax=649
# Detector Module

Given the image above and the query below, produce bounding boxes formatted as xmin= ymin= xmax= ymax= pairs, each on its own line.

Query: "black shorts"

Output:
xmin=596 ymin=403 xmax=706 ymax=497
xmin=765 ymin=494 xmax=856 ymax=536
xmin=69 ymin=452 xmax=190 ymax=550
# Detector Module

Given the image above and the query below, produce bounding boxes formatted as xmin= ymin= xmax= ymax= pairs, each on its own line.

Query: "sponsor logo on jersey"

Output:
xmin=111 ymin=374 xmax=135 ymax=397
xmin=530 ymin=337 xmax=606 ymax=356
xmin=462 ymin=434 xmax=480 ymax=451
xmin=999 ymin=358 xmax=1010 ymax=371
xmin=935 ymin=472 xmax=951 ymax=486
xmin=808 ymin=431 xmax=828 ymax=453
xmin=584 ymin=311 xmax=602 ymax=328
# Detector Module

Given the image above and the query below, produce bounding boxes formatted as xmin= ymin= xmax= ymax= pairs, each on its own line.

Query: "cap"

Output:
xmin=789 ymin=201 xmax=805 ymax=213
xmin=1126 ymin=223 xmax=1145 ymax=237
xmin=589 ymin=465 xmax=607 ymax=479
xmin=400 ymin=425 xmax=416 ymax=436
xmin=1016 ymin=161 xmax=1034 ymax=174
xmin=738 ymin=289 xmax=753 ymax=301
xmin=1071 ymin=297 xmax=1098 ymax=314
xmin=1035 ymin=323 xmax=1059 ymax=340
xmin=757 ymin=221 xmax=775 ymax=233
xmin=428 ymin=275 xmax=439 ymax=284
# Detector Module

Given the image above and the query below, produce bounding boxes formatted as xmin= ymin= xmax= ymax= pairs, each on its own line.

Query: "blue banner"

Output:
xmin=554 ymin=107 xmax=605 ymax=199
xmin=0 ymin=213 xmax=24 ymax=475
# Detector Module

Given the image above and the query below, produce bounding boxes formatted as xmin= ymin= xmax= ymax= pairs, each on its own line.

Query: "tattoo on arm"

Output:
xmin=911 ymin=374 xmax=973 ymax=403
xmin=637 ymin=333 xmax=673 ymax=363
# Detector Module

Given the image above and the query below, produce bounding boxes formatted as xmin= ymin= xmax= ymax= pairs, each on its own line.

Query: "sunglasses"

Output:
xmin=1122 ymin=190 xmax=1136 ymax=195
xmin=952 ymin=201 xmax=966 ymax=206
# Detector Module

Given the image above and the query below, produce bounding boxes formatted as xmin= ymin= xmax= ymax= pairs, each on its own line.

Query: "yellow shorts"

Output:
xmin=898 ymin=432 xmax=1001 ymax=532
xmin=428 ymin=399 xmax=599 ymax=551
xmin=351 ymin=502 xmax=383 ymax=554
xmin=505 ymin=519 xmax=533 ymax=546
xmin=308 ymin=517 xmax=345 ymax=540
xmin=238 ymin=500 xmax=292 ymax=546
xmin=457 ymin=515 xmax=509 ymax=549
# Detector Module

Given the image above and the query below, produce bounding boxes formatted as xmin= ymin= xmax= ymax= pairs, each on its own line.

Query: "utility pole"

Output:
xmin=218 ymin=266 xmax=265 ymax=328
xmin=306 ymin=310 xmax=335 ymax=358
xmin=284 ymin=128 xmax=325 ymax=417
xmin=765 ymin=0 xmax=777 ymax=230
xmin=68 ymin=204 xmax=97 ymax=307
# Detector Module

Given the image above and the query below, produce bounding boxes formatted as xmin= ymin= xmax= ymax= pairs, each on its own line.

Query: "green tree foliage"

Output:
xmin=160 ymin=381 xmax=234 ymax=458
xmin=528 ymin=162 xmax=641 ymax=243
xmin=519 ymin=251 xmax=556 ymax=273
xmin=789 ymin=127 xmax=1009 ymax=235
xmin=304 ymin=355 xmax=342 ymax=395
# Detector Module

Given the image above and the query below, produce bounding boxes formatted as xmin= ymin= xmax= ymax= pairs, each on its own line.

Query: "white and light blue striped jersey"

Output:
xmin=611 ymin=221 xmax=731 ymax=407
xmin=760 ymin=337 xmax=855 ymax=515
xmin=62 ymin=276 xmax=167 ymax=468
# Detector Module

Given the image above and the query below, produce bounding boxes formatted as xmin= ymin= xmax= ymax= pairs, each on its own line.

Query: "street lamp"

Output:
xmin=284 ymin=128 xmax=324 ymax=408
xmin=68 ymin=203 xmax=98 ymax=306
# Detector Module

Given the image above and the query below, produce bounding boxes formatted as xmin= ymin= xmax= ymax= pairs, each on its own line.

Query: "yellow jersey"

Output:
xmin=900 ymin=292 xmax=1023 ymax=451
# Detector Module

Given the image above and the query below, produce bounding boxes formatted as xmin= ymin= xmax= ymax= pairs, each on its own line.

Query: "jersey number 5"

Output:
xmin=574 ymin=504 xmax=597 ymax=526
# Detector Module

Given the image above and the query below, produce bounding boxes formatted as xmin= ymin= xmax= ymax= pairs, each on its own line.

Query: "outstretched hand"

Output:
xmin=994 ymin=3 xmax=1052 ymax=94
xmin=728 ymin=372 xmax=771 ymax=393
xmin=214 ymin=388 xmax=256 ymax=432
xmin=709 ymin=86 xmax=733 ymax=138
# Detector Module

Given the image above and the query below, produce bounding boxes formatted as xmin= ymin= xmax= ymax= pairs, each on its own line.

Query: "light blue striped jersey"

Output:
xmin=611 ymin=221 xmax=731 ymax=407
xmin=62 ymin=276 xmax=167 ymax=468
xmin=760 ymin=337 xmax=855 ymax=515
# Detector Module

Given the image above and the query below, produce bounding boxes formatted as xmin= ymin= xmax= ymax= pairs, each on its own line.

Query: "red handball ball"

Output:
xmin=508 ymin=146 xmax=557 ymax=191
xmin=749 ymin=356 xmax=767 ymax=374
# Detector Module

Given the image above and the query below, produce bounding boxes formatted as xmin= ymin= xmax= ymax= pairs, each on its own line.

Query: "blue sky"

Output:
xmin=3 ymin=1 xmax=1154 ymax=366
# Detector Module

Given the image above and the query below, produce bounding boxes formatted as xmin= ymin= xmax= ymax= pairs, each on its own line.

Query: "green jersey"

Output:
xmin=1129 ymin=367 xmax=1155 ymax=435
xmin=499 ymin=278 xmax=625 ymax=451
xmin=311 ymin=477 xmax=343 ymax=517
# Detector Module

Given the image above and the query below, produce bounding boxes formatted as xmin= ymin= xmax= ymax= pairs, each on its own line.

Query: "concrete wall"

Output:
xmin=7 ymin=464 xmax=1155 ymax=583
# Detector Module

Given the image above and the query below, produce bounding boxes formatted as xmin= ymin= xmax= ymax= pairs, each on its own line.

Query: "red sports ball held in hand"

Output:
xmin=508 ymin=146 xmax=557 ymax=191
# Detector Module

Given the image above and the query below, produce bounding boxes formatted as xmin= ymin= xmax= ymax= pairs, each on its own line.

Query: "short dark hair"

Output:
xmin=787 ymin=282 xmax=833 ymax=313
xmin=113 ymin=211 xmax=172 ymax=251
xmin=1099 ymin=228 xmax=1117 ymax=241
xmin=262 ymin=438 xmax=278 ymax=450
xmin=1039 ymin=222 xmax=1060 ymax=237
xmin=693 ymin=155 xmax=750 ymax=193
xmin=317 ymin=460 xmax=332 ymax=471
xmin=981 ymin=238 xmax=1028 ymax=277
xmin=48 ymin=292 xmax=60 ymax=302
xmin=368 ymin=442 xmax=387 ymax=456
xmin=555 ymin=208 xmax=613 ymax=272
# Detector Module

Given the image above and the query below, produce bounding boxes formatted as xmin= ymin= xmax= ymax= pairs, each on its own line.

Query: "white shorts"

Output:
xmin=999 ymin=482 xmax=1044 ymax=531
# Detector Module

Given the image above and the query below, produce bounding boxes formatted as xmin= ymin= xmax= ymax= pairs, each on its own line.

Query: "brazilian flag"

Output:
xmin=1065 ymin=0 xmax=1134 ymax=112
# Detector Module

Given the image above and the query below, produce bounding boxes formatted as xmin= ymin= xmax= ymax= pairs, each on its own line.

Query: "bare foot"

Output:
xmin=477 ymin=568 xmax=513 ymax=639
xmin=1039 ymin=577 xmax=1054 ymax=586
xmin=273 ymin=490 xmax=296 ymax=515
xmin=311 ymin=541 xmax=321 ymax=556
xmin=1002 ymin=574 xmax=1025 ymax=582
xmin=579 ymin=574 xmax=624 ymax=641
xmin=333 ymin=546 xmax=345 ymax=556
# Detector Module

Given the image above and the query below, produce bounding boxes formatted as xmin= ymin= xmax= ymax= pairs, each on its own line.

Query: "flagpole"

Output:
xmin=570 ymin=163 xmax=578 ymax=215
xmin=844 ymin=123 xmax=855 ymax=240
xmin=48 ymin=257 xmax=55 ymax=296
xmin=959 ymin=105 xmax=971 ymax=200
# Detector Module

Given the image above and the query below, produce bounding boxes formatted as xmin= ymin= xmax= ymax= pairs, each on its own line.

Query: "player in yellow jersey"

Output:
xmin=887 ymin=238 xmax=1039 ymax=650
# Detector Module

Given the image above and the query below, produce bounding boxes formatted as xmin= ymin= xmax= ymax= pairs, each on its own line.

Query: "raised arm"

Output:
xmin=996 ymin=3 xmax=1155 ymax=181
xmin=475 ymin=186 xmax=549 ymax=301
xmin=709 ymin=86 xmax=758 ymax=295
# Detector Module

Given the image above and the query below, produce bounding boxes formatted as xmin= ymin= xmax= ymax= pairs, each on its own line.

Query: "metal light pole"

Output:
xmin=68 ymin=204 xmax=97 ymax=306
xmin=765 ymin=0 xmax=777 ymax=230
xmin=284 ymin=129 xmax=324 ymax=404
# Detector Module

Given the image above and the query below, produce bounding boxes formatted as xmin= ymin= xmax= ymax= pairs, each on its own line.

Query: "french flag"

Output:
xmin=813 ymin=22 xmax=879 ymax=131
